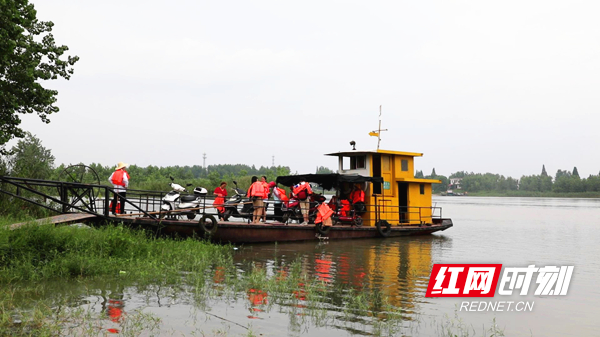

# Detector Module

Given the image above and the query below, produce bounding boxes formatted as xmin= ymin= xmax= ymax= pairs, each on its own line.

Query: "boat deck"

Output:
xmin=113 ymin=216 xmax=453 ymax=243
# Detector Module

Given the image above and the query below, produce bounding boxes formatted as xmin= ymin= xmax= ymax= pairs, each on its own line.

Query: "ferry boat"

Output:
xmin=128 ymin=148 xmax=453 ymax=243
xmin=1 ymin=147 xmax=453 ymax=243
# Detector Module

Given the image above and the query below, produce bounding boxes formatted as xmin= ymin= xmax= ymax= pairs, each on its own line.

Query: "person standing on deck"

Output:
xmin=213 ymin=182 xmax=228 ymax=221
xmin=108 ymin=162 xmax=129 ymax=215
xmin=270 ymin=181 xmax=288 ymax=221
xmin=260 ymin=176 xmax=269 ymax=222
xmin=293 ymin=181 xmax=313 ymax=225
xmin=247 ymin=176 xmax=267 ymax=224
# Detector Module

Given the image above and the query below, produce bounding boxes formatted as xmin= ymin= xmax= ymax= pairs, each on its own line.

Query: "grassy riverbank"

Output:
xmin=0 ymin=221 xmax=232 ymax=283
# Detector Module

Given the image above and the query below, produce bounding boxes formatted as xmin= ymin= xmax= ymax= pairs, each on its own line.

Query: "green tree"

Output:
xmin=7 ymin=132 xmax=54 ymax=179
xmin=415 ymin=170 xmax=424 ymax=178
xmin=315 ymin=166 xmax=334 ymax=174
xmin=432 ymin=175 xmax=448 ymax=193
xmin=555 ymin=169 xmax=571 ymax=180
xmin=0 ymin=0 xmax=79 ymax=153
xmin=207 ymin=171 xmax=222 ymax=187
xmin=540 ymin=175 xmax=553 ymax=192
xmin=572 ymin=167 xmax=579 ymax=178
xmin=541 ymin=165 xmax=548 ymax=177
xmin=0 ymin=155 xmax=7 ymax=176
xmin=585 ymin=175 xmax=600 ymax=192
xmin=449 ymin=171 xmax=468 ymax=178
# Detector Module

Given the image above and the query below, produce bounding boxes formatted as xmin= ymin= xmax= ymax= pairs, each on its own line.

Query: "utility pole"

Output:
xmin=203 ymin=153 xmax=207 ymax=172
xmin=272 ymin=156 xmax=275 ymax=167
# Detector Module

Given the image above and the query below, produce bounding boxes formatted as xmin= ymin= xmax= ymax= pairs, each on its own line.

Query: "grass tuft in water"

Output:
xmin=0 ymin=222 xmax=232 ymax=283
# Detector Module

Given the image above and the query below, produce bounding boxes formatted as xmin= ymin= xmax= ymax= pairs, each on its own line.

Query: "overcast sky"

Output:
xmin=16 ymin=0 xmax=600 ymax=178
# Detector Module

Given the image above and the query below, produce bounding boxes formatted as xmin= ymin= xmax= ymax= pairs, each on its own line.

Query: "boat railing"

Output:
xmin=1 ymin=177 xmax=442 ymax=226
xmin=371 ymin=197 xmax=442 ymax=226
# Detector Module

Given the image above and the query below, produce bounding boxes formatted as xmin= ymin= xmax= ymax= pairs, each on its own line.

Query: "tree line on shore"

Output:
xmin=417 ymin=165 xmax=600 ymax=195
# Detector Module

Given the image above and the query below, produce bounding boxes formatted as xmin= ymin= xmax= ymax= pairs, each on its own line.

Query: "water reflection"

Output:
xmin=7 ymin=235 xmax=454 ymax=336
xmin=97 ymin=285 xmax=127 ymax=334
xmin=233 ymin=235 xmax=453 ymax=320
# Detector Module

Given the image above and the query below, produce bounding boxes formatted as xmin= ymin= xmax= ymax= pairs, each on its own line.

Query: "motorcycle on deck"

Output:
xmin=160 ymin=176 xmax=208 ymax=220
xmin=222 ymin=181 xmax=284 ymax=222
xmin=222 ymin=181 xmax=254 ymax=222
xmin=281 ymin=193 xmax=326 ymax=224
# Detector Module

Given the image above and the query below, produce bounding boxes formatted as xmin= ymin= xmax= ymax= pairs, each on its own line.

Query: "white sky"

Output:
xmin=16 ymin=0 xmax=600 ymax=178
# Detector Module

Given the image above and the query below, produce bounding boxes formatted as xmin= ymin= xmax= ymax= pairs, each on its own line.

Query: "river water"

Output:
xmin=32 ymin=197 xmax=600 ymax=335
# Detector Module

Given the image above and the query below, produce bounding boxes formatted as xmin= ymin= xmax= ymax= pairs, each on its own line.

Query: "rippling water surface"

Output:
xmin=36 ymin=197 xmax=600 ymax=335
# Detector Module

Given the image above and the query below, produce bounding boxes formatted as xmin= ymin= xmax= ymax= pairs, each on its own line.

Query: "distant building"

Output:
xmin=449 ymin=178 xmax=462 ymax=190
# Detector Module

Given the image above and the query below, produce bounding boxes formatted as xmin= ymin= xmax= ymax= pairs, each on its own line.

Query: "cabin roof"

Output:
xmin=276 ymin=173 xmax=383 ymax=189
xmin=397 ymin=177 xmax=442 ymax=184
xmin=324 ymin=149 xmax=424 ymax=157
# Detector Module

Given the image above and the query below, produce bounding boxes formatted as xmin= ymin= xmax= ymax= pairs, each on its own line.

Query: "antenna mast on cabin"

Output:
xmin=369 ymin=105 xmax=388 ymax=150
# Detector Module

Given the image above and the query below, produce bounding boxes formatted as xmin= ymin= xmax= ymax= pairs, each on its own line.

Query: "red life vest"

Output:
xmin=248 ymin=181 xmax=267 ymax=198
xmin=293 ymin=183 xmax=313 ymax=198
xmin=315 ymin=203 xmax=334 ymax=224
xmin=111 ymin=169 xmax=129 ymax=187
xmin=275 ymin=187 xmax=289 ymax=202
xmin=340 ymin=200 xmax=351 ymax=216
xmin=350 ymin=190 xmax=365 ymax=203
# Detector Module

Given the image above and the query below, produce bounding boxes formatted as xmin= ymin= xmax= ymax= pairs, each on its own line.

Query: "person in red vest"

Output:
xmin=349 ymin=183 xmax=366 ymax=215
xmin=108 ymin=162 xmax=130 ymax=215
xmin=270 ymin=181 xmax=288 ymax=222
xmin=213 ymin=182 xmax=228 ymax=221
xmin=349 ymin=184 xmax=365 ymax=204
xmin=260 ymin=176 xmax=269 ymax=222
xmin=247 ymin=176 xmax=267 ymax=224
xmin=293 ymin=181 xmax=313 ymax=225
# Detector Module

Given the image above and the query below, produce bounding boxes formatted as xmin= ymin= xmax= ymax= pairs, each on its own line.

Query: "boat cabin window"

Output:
xmin=401 ymin=159 xmax=409 ymax=171
xmin=342 ymin=155 xmax=366 ymax=170
xmin=420 ymin=184 xmax=425 ymax=195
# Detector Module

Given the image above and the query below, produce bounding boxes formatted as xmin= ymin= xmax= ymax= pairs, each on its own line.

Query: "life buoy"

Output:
xmin=315 ymin=222 xmax=331 ymax=235
xmin=376 ymin=220 xmax=391 ymax=237
xmin=199 ymin=214 xmax=218 ymax=235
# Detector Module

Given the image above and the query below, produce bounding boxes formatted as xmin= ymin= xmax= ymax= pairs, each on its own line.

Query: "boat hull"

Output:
xmin=119 ymin=217 xmax=453 ymax=244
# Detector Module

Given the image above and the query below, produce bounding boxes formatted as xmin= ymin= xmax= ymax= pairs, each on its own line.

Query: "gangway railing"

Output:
xmin=0 ymin=176 xmax=161 ymax=220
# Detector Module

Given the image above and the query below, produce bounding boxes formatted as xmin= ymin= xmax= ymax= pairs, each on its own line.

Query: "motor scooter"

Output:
xmin=222 ymin=181 xmax=253 ymax=221
xmin=281 ymin=193 xmax=325 ymax=224
xmin=160 ymin=176 xmax=207 ymax=219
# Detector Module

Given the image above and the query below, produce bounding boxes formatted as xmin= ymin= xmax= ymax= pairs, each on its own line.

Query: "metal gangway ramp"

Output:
xmin=0 ymin=173 xmax=163 ymax=227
